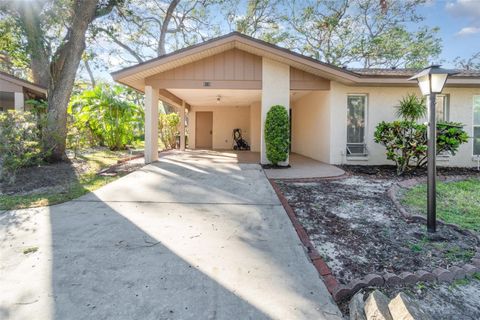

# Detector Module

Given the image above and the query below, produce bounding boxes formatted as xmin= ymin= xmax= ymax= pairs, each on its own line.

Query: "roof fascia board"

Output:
xmin=0 ymin=73 xmax=47 ymax=95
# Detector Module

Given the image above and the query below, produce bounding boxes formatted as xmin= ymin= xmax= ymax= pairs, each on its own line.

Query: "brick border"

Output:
xmin=270 ymin=177 xmax=480 ymax=303
xmin=269 ymin=179 xmax=339 ymax=294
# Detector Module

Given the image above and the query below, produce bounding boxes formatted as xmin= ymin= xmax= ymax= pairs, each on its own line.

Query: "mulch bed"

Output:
xmin=340 ymin=164 xmax=480 ymax=178
xmin=276 ymin=175 xmax=479 ymax=286
xmin=0 ymin=151 xmax=144 ymax=196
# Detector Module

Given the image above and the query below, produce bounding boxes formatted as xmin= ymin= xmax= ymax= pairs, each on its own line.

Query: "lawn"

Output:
xmin=401 ymin=178 xmax=480 ymax=231
xmin=0 ymin=148 xmax=143 ymax=210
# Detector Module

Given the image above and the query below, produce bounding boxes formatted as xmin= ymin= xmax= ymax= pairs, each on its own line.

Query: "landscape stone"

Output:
xmin=365 ymin=274 xmax=385 ymax=287
xmin=349 ymin=279 xmax=369 ymax=293
xmin=383 ymin=273 xmax=402 ymax=287
xmin=333 ymin=285 xmax=352 ymax=302
xmin=399 ymin=272 xmax=419 ymax=285
xmin=462 ymin=264 xmax=478 ymax=276
xmin=364 ymin=290 xmax=393 ymax=320
xmin=472 ymin=258 xmax=480 ymax=268
xmin=433 ymin=268 xmax=454 ymax=283
xmin=415 ymin=270 xmax=436 ymax=282
xmin=449 ymin=266 xmax=466 ymax=279
xmin=349 ymin=291 xmax=367 ymax=320
xmin=388 ymin=292 xmax=433 ymax=320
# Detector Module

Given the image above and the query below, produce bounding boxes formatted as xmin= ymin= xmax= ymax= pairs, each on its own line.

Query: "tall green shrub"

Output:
xmin=69 ymin=84 xmax=144 ymax=150
xmin=0 ymin=111 xmax=48 ymax=182
xmin=264 ymin=105 xmax=290 ymax=166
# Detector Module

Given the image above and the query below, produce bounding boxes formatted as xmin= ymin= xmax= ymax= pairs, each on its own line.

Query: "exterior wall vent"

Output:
xmin=203 ymin=81 xmax=211 ymax=87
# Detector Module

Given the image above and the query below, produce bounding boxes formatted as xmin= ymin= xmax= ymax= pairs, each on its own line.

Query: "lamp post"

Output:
xmin=409 ymin=65 xmax=457 ymax=233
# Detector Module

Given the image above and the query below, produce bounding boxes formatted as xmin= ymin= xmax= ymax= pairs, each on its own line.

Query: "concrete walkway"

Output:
xmin=186 ymin=149 xmax=345 ymax=179
xmin=0 ymin=150 xmax=342 ymax=320
xmin=264 ymin=153 xmax=345 ymax=179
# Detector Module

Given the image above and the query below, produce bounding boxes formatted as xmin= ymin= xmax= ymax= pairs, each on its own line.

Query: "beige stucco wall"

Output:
xmin=249 ymin=101 xmax=261 ymax=152
xmin=328 ymin=81 xmax=480 ymax=167
xmin=291 ymin=91 xmax=331 ymax=163
xmin=188 ymin=105 xmax=251 ymax=150
xmin=261 ymin=58 xmax=290 ymax=164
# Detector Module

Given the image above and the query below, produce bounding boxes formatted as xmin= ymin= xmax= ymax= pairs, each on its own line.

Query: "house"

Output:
xmin=0 ymin=71 xmax=47 ymax=112
xmin=112 ymin=32 xmax=480 ymax=167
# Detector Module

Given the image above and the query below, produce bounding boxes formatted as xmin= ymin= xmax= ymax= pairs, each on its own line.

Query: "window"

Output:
xmin=426 ymin=94 xmax=449 ymax=122
xmin=474 ymin=96 xmax=480 ymax=156
xmin=0 ymin=91 xmax=15 ymax=111
xmin=346 ymin=94 xmax=367 ymax=156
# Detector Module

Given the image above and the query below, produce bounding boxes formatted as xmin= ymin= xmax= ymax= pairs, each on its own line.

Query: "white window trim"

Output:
xmin=346 ymin=94 xmax=368 ymax=157
xmin=473 ymin=95 xmax=480 ymax=156
xmin=426 ymin=93 xmax=450 ymax=122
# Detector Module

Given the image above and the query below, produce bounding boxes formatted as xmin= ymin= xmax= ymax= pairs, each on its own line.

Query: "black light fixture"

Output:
xmin=409 ymin=65 xmax=457 ymax=233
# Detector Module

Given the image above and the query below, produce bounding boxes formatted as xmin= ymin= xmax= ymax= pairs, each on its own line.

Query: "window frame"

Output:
xmin=473 ymin=95 xmax=480 ymax=156
xmin=426 ymin=93 xmax=450 ymax=122
xmin=346 ymin=93 xmax=368 ymax=157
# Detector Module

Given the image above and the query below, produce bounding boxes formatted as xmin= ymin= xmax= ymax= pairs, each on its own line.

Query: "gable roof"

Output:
xmin=0 ymin=71 xmax=47 ymax=95
xmin=112 ymin=32 xmax=480 ymax=91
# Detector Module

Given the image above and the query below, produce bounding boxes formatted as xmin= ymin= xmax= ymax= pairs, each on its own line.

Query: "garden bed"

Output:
xmin=0 ymin=148 xmax=144 ymax=210
xmin=276 ymin=176 xmax=479 ymax=287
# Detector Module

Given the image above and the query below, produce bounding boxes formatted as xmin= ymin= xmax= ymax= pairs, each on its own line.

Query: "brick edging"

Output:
xmin=268 ymin=179 xmax=339 ymax=295
xmin=116 ymin=153 xmax=144 ymax=164
xmin=270 ymin=178 xmax=480 ymax=303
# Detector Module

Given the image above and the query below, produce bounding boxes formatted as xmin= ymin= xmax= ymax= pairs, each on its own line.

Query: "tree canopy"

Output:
xmin=0 ymin=0 xmax=461 ymax=162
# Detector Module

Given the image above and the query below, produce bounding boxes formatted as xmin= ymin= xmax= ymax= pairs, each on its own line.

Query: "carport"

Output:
xmin=111 ymin=32 xmax=346 ymax=165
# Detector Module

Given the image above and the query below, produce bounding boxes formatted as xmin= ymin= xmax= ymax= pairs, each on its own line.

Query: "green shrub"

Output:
xmin=0 ymin=111 xmax=48 ymax=182
xmin=69 ymin=84 xmax=144 ymax=151
xmin=374 ymin=95 xmax=468 ymax=175
xmin=159 ymin=113 xmax=180 ymax=149
xmin=264 ymin=105 xmax=290 ymax=166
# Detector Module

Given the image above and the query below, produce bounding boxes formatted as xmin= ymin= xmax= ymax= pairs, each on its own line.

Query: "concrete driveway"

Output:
xmin=0 ymin=150 xmax=342 ymax=320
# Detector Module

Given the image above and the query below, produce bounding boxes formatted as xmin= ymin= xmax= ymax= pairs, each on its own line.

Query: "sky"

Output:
xmin=88 ymin=0 xmax=480 ymax=82
xmin=418 ymin=0 xmax=480 ymax=66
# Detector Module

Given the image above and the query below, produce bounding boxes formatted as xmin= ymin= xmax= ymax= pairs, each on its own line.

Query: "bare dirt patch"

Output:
xmin=340 ymin=164 xmax=480 ymax=178
xmin=0 ymin=149 xmax=143 ymax=196
xmin=276 ymin=176 xmax=479 ymax=285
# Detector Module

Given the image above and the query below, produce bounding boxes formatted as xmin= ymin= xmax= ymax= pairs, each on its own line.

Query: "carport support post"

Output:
xmin=180 ymin=100 xmax=186 ymax=151
xmin=14 ymin=92 xmax=24 ymax=112
xmin=260 ymin=58 xmax=290 ymax=165
xmin=144 ymin=85 xmax=159 ymax=163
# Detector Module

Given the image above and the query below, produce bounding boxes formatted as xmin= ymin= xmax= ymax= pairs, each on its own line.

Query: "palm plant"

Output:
xmin=396 ymin=94 xmax=426 ymax=122
xmin=69 ymin=84 xmax=144 ymax=150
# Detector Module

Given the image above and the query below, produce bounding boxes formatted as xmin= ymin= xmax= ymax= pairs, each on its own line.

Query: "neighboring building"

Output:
xmin=112 ymin=32 xmax=480 ymax=167
xmin=0 ymin=71 xmax=47 ymax=112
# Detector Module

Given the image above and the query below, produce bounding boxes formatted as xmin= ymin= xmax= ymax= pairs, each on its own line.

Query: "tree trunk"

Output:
xmin=84 ymin=59 xmax=96 ymax=88
xmin=43 ymin=0 xmax=100 ymax=161
xmin=157 ymin=0 xmax=180 ymax=56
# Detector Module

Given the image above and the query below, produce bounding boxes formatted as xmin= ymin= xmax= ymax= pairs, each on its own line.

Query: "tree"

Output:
xmin=0 ymin=16 xmax=29 ymax=77
xmin=0 ymin=0 xmax=122 ymax=161
xmin=91 ymin=0 xmax=220 ymax=65
xmin=223 ymin=0 xmax=287 ymax=44
xmin=454 ymin=51 xmax=480 ymax=70
xmin=284 ymin=0 xmax=441 ymax=68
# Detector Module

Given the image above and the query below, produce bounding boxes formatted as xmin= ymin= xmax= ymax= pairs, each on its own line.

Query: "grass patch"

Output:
xmin=0 ymin=149 xmax=134 ymax=210
xmin=401 ymin=178 xmax=480 ymax=231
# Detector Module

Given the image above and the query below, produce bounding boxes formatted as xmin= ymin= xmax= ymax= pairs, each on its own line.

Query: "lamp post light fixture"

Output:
xmin=409 ymin=65 xmax=457 ymax=233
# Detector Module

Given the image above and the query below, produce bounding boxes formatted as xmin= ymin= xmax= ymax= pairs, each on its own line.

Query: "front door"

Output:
xmin=195 ymin=111 xmax=213 ymax=149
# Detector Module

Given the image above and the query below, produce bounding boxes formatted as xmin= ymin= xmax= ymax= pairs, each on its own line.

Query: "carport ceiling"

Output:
xmin=167 ymin=89 xmax=310 ymax=107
